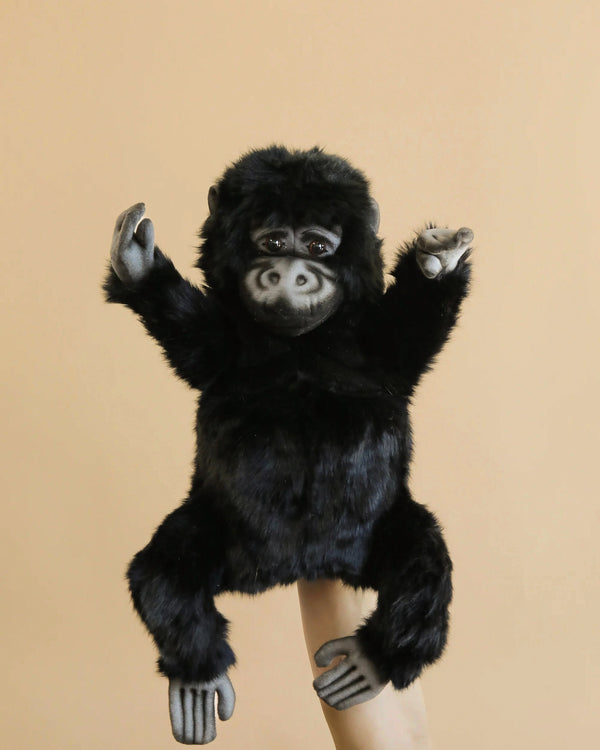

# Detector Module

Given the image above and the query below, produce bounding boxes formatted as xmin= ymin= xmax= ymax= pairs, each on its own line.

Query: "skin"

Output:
xmin=298 ymin=579 xmax=432 ymax=750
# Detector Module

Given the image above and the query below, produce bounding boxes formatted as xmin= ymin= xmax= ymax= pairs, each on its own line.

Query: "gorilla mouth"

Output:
xmin=241 ymin=290 xmax=342 ymax=336
xmin=240 ymin=256 xmax=342 ymax=336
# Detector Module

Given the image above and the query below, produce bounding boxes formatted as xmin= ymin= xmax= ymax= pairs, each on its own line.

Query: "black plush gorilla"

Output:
xmin=104 ymin=145 xmax=473 ymax=744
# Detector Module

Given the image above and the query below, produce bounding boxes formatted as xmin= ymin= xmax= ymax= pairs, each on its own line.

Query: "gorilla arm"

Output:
xmin=128 ymin=497 xmax=237 ymax=745
xmin=103 ymin=203 xmax=230 ymax=390
xmin=355 ymin=496 xmax=452 ymax=693
xmin=376 ymin=226 xmax=473 ymax=389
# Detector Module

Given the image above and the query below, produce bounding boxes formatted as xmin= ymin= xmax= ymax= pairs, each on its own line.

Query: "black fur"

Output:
xmin=104 ymin=145 xmax=470 ymax=687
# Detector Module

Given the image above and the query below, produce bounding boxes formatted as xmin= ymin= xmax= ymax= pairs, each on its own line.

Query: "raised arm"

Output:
xmin=377 ymin=226 xmax=473 ymax=389
xmin=103 ymin=204 xmax=231 ymax=390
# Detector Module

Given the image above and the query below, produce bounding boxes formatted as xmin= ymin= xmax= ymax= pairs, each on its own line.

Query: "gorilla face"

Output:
xmin=197 ymin=146 xmax=386 ymax=332
xmin=240 ymin=224 xmax=343 ymax=336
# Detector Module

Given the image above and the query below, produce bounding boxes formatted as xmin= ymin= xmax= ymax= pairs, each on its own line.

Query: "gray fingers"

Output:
xmin=416 ymin=225 xmax=474 ymax=279
xmin=313 ymin=635 xmax=388 ymax=711
xmin=110 ymin=202 xmax=155 ymax=284
xmin=455 ymin=227 xmax=474 ymax=246
xmin=135 ymin=217 xmax=155 ymax=254
xmin=168 ymin=675 xmax=235 ymax=745
xmin=115 ymin=202 xmax=145 ymax=233
xmin=215 ymin=676 xmax=235 ymax=721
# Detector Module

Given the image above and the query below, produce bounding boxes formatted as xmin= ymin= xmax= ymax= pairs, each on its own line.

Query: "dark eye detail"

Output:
xmin=263 ymin=237 xmax=286 ymax=253
xmin=308 ymin=239 xmax=328 ymax=257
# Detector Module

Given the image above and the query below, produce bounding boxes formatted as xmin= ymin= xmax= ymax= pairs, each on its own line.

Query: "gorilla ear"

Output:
xmin=369 ymin=198 xmax=380 ymax=234
xmin=208 ymin=185 xmax=219 ymax=215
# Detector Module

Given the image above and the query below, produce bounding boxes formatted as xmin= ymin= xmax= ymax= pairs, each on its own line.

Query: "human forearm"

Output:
xmin=297 ymin=579 xmax=431 ymax=750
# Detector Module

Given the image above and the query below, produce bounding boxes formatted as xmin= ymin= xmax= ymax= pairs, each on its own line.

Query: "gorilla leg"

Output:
xmin=127 ymin=492 xmax=236 ymax=743
xmin=355 ymin=493 xmax=453 ymax=691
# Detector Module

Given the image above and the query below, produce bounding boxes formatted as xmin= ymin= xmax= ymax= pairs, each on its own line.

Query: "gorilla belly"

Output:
xmin=195 ymin=386 xmax=408 ymax=587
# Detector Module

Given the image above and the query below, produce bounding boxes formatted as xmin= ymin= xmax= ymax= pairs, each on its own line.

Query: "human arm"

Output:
xmin=298 ymin=579 xmax=431 ymax=750
xmin=103 ymin=203 xmax=231 ymax=389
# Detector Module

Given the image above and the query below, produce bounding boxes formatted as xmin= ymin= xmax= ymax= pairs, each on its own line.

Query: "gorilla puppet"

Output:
xmin=104 ymin=146 xmax=473 ymax=744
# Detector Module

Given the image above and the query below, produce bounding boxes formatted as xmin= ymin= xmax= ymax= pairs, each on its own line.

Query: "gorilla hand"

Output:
xmin=168 ymin=674 xmax=235 ymax=745
xmin=313 ymin=636 xmax=387 ymax=711
xmin=416 ymin=226 xmax=474 ymax=279
xmin=110 ymin=203 xmax=155 ymax=284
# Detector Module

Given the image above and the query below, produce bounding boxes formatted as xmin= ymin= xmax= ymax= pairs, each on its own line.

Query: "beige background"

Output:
xmin=1 ymin=1 xmax=599 ymax=748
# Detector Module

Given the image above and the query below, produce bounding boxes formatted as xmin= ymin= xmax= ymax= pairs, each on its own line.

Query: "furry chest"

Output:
xmin=195 ymin=388 xmax=407 ymax=534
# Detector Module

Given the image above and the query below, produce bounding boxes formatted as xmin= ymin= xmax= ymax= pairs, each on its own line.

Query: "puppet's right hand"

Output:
xmin=313 ymin=635 xmax=387 ymax=710
xmin=416 ymin=226 xmax=473 ymax=279
xmin=168 ymin=674 xmax=235 ymax=745
xmin=110 ymin=203 xmax=155 ymax=284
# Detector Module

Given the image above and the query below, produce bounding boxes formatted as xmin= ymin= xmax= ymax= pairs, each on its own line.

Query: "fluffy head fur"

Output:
xmin=197 ymin=145 xmax=384 ymax=305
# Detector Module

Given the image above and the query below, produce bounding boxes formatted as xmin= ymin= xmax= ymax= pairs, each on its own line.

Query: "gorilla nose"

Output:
xmin=267 ymin=271 xmax=281 ymax=285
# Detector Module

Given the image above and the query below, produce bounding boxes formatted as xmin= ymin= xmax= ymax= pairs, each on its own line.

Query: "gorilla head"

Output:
xmin=197 ymin=146 xmax=384 ymax=336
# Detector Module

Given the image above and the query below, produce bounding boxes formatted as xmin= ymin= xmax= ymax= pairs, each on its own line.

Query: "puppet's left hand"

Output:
xmin=416 ymin=226 xmax=473 ymax=279
xmin=313 ymin=636 xmax=388 ymax=710
xmin=168 ymin=674 xmax=235 ymax=744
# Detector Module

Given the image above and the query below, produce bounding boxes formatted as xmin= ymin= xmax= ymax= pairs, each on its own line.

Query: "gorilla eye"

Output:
xmin=263 ymin=237 xmax=286 ymax=253
xmin=308 ymin=239 xmax=328 ymax=257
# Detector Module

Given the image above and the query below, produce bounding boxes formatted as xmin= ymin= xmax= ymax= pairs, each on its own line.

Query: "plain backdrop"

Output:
xmin=1 ymin=1 xmax=599 ymax=748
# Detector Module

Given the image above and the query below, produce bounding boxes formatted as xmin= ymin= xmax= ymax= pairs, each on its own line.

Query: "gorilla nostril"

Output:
xmin=267 ymin=271 xmax=281 ymax=285
xmin=295 ymin=274 xmax=307 ymax=286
